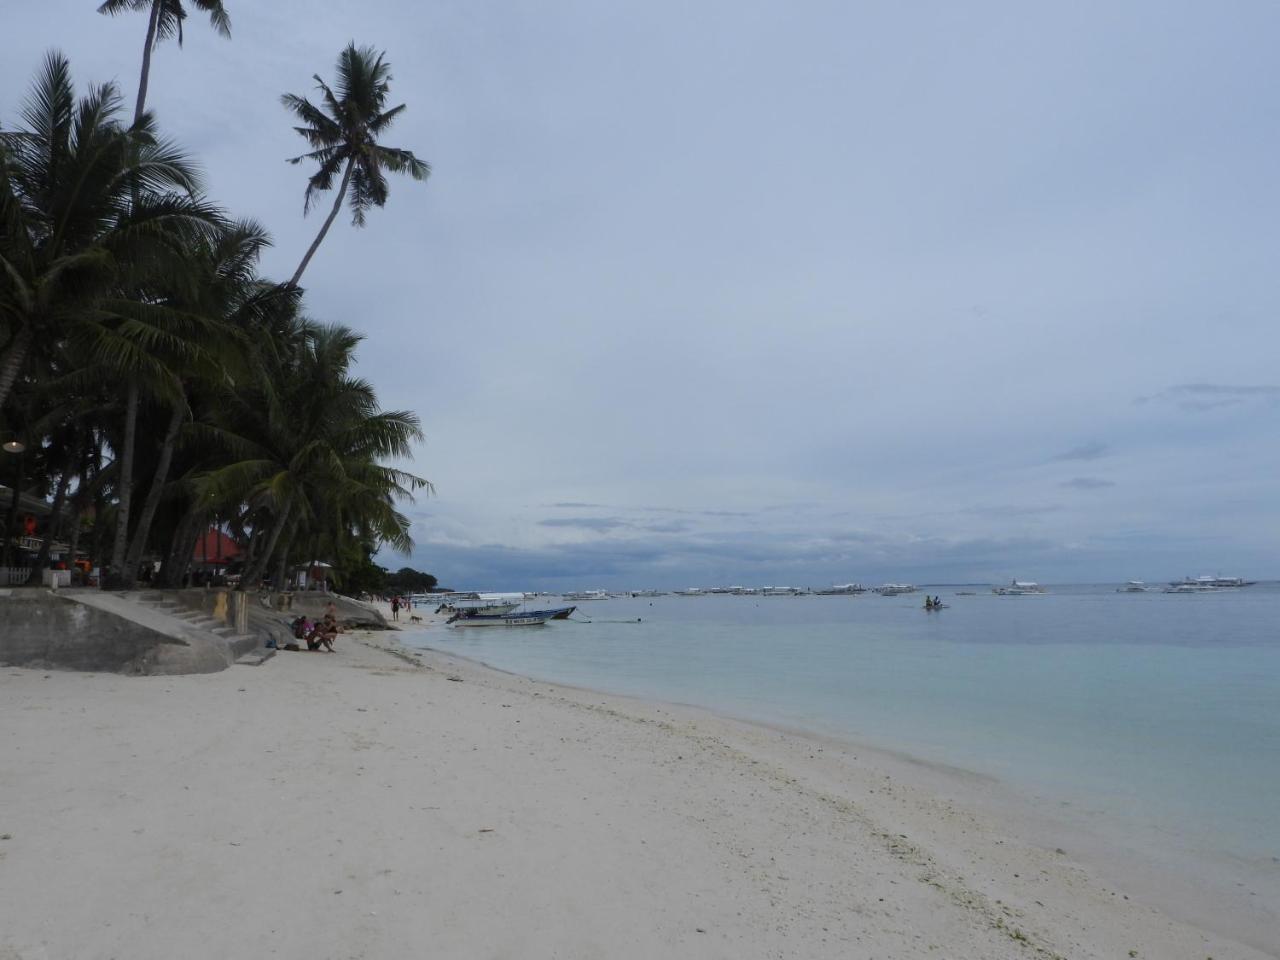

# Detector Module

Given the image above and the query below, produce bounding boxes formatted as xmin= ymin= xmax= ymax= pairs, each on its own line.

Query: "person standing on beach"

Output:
xmin=391 ymin=596 xmax=401 ymax=621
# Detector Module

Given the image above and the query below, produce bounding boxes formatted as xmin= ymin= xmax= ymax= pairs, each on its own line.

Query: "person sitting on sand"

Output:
xmin=308 ymin=611 xmax=339 ymax=652
xmin=305 ymin=621 xmax=335 ymax=652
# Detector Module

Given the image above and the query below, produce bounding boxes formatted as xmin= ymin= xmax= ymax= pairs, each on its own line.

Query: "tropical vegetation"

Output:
xmin=0 ymin=11 xmax=432 ymax=592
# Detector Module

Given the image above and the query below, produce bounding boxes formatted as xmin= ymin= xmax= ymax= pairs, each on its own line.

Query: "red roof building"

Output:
xmin=192 ymin=528 xmax=242 ymax=567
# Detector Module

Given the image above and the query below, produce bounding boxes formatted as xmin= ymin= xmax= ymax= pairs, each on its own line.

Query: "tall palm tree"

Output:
xmin=94 ymin=1 xmax=230 ymax=583
xmin=97 ymin=0 xmax=231 ymax=123
xmin=282 ymin=44 xmax=430 ymax=287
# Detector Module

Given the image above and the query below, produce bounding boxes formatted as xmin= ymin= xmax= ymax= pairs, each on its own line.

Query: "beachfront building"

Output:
xmin=0 ymin=483 xmax=76 ymax=586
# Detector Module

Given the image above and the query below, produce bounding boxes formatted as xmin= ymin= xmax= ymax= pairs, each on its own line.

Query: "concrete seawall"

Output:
xmin=1 ymin=589 xmax=242 ymax=674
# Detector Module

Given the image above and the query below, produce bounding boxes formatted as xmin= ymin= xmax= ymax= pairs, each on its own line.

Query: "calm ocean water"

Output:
xmin=403 ymin=585 xmax=1280 ymax=868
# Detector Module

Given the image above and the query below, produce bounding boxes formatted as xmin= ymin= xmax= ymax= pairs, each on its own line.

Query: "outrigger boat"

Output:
xmin=435 ymin=592 xmax=524 ymax=616
xmin=993 ymin=580 xmax=1046 ymax=595
xmin=447 ymin=605 xmax=577 ymax=626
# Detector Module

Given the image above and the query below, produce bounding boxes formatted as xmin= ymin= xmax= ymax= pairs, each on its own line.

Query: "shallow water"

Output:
xmin=404 ymin=584 xmax=1280 ymax=870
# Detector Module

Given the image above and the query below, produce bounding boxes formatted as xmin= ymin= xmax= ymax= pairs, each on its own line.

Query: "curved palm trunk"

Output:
xmin=239 ymin=493 xmax=293 ymax=590
xmin=123 ymin=400 xmax=185 ymax=585
xmin=0 ymin=326 xmax=34 ymax=413
xmin=289 ymin=156 xmax=355 ymax=287
xmin=134 ymin=0 xmax=162 ymax=123
xmin=107 ymin=382 xmax=140 ymax=585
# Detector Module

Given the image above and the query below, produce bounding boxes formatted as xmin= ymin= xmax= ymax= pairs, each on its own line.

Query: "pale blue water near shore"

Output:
xmin=403 ymin=584 xmax=1280 ymax=872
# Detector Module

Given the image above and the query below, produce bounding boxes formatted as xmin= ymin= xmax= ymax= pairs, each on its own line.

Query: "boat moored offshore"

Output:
xmin=993 ymin=580 xmax=1046 ymax=595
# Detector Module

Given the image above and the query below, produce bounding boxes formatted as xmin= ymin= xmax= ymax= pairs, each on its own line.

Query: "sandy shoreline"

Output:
xmin=1 ymin=622 xmax=1275 ymax=959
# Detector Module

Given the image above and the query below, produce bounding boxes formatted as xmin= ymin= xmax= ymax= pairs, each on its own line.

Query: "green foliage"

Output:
xmin=1 ymin=42 xmax=432 ymax=589
xmin=283 ymin=43 xmax=430 ymax=227
xmin=385 ymin=567 xmax=437 ymax=594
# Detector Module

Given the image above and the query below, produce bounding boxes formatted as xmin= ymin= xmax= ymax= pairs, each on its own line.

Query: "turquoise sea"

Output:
xmin=403 ymin=584 xmax=1280 ymax=875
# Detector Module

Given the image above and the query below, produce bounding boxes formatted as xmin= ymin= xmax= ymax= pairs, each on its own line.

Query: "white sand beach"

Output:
xmin=1 ymin=621 xmax=1274 ymax=960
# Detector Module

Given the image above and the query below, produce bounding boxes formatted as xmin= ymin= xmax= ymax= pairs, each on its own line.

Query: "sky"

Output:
xmin=5 ymin=1 xmax=1280 ymax=589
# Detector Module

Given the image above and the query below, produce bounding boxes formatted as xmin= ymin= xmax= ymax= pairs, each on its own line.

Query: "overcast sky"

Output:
xmin=6 ymin=1 xmax=1280 ymax=588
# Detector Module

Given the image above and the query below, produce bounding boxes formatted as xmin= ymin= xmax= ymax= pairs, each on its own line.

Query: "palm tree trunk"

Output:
xmin=239 ymin=494 xmax=293 ymax=590
xmin=0 ymin=326 xmax=33 ymax=413
xmin=274 ymin=533 xmax=293 ymax=595
xmin=123 ymin=400 xmax=185 ymax=584
xmin=158 ymin=506 xmax=198 ymax=587
xmin=66 ymin=503 xmax=85 ymax=579
xmin=2 ymin=451 xmax=26 ymax=571
xmin=28 ymin=442 xmax=79 ymax=584
xmin=107 ymin=381 xmax=139 ymax=585
xmin=289 ymin=156 xmax=355 ymax=287
xmin=134 ymin=0 xmax=161 ymax=124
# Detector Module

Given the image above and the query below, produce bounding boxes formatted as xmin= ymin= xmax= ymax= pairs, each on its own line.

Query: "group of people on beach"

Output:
xmin=288 ymin=602 xmax=342 ymax=651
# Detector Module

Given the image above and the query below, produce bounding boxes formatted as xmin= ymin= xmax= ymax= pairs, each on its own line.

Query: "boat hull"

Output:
xmin=449 ymin=613 xmax=553 ymax=626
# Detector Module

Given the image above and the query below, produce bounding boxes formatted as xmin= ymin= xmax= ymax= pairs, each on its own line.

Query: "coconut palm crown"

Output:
xmin=282 ymin=43 xmax=430 ymax=286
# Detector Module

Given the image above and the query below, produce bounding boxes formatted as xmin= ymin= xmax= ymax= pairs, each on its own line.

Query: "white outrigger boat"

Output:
xmin=1166 ymin=575 xmax=1253 ymax=591
xmin=435 ymin=592 xmax=525 ymax=616
xmin=1116 ymin=581 xmax=1149 ymax=593
xmin=874 ymin=583 xmax=917 ymax=596
xmin=814 ymin=583 xmax=866 ymax=595
xmin=447 ymin=604 xmax=576 ymax=626
xmin=563 ymin=590 xmax=609 ymax=601
xmin=993 ymin=580 xmax=1046 ymax=595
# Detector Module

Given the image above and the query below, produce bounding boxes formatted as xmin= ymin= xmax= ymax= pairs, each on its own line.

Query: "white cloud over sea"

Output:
xmin=6 ymin=1 xmax=1279 ymax=588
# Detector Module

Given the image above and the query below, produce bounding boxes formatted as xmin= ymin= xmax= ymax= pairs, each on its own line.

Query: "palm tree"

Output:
xmin=194 ymin=321 xmax=427 ymax=590
xmin=118 ymin=219 xmax=271 ymax=585
xmin=96 ymin=0 xmax=231 ymax=123
xmin=0 ymin=52 xmax=219 ymax=412
xmin=282 ymin=44 xmax=430 ymax=287
xmin=0 ymin=53 xmax=222 ymax=587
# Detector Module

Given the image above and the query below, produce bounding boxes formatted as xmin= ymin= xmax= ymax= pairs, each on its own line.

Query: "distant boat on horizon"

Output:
xmin=874 ymin=583 xmax=917 ymax=596
xmin=1168 ymin=575 xmax=1254 ymax=590
xmin=993 ymin=580 xmax=1046 ymax=595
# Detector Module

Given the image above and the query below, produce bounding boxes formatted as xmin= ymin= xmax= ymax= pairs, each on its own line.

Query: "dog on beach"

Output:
xmin=409 ymin=614 xmax=422 ymax=623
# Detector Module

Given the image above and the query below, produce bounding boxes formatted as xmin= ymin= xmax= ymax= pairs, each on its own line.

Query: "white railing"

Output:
xmin=1 ymin=567 xmax=32 ymax=587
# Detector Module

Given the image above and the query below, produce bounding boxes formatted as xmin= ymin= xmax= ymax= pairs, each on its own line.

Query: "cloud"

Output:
xmin=641 ymin=520 xmax=693 ymax=533
xmin=1060 ymin=477 xmax=1116 ymax=490
xmin=964 ymin=504 xmax=1063 ymax=518
xmin=538 ymin=517 xmax=629 ymax=531
xmin=1135 ymin=383 xmax=1280 ymax=411
xmin=1048 ymin=441 xmax=1109 ymax=462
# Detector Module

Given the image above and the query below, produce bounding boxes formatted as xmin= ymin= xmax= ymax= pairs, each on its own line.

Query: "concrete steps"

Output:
xmin=125 ymin=591 xmax=268 ymax=668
